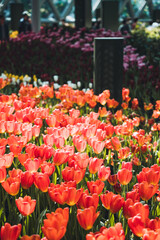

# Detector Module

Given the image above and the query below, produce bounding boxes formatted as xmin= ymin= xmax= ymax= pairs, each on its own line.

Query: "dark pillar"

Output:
xmin=101 ymin=0 xmax=119 ymax=31
xmin=32 ymin=0 xmax=41 ymax=33
xmin=10 ymin=3 xmax=24 ymax=31
xmin=74 ymin=0 xmax=92 ymax=29
xmin=93 ymin=37 xmax=123 ymax=104
xmin=153 ymin=9 xmax=160 ymax=22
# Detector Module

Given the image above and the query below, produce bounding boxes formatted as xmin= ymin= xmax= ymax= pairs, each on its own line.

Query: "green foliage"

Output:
xmin=127 ymin=25 xmax=160 ymax=66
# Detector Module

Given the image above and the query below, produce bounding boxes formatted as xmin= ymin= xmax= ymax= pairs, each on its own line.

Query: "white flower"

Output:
xmin=33 ymin=81 xmax=38 ymax=87
xmin=38 ymin=79 xmax=42 ymax=85
xmin=71 ymin=83 xmax=77 ymax=89
xmin=89 ymin=83 xmax=93 ymax=88
xmin=0 ymin=73 xmax=7 ymax=79
xmin=53 ymin=75 xmax=59 ymax=82
xmin=77 ymin=81 xmax=81 ymax=88
xmin=54 ymin=83 xmax=61 ymax=89
xmin=42 ymin=81 xmax=49 ymax=86
xmin=67 ymin=80 xmax=72 ymax=86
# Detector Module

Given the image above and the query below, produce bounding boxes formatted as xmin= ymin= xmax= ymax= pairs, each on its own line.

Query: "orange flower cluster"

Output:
xmin=0 ymin=83 xmax=159 ymax=239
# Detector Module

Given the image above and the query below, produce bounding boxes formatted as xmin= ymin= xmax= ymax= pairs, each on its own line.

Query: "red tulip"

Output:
xmin=21 ymin=171 xmax=34 ymax=189
xmin=34 ymin=172 xmax=50 ymax=192
xmin=0 ymin=223 xmax=21 ymax=240
xmin=16 ymin=196 xmax=36 ymax=216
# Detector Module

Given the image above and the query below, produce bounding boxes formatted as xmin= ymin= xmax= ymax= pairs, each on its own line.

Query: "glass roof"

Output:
xmin=1 ymin=0 xmax=160 ymax=23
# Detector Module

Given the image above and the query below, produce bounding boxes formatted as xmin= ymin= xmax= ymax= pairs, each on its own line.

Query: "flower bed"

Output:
xmin=0 ymin=27 xmax=159 ymax=101
xmin=0 ymin=78 xmax=159 ymax=239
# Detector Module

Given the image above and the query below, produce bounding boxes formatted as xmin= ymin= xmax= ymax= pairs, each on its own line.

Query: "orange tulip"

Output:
xmin=142 ymin=229 xmax=160 ymax=240
xmin=87 ymin=180 xmax=104 ymax=195
xmin=73 ymin=135 xmax=87 ymax=152
xmin=9 ymin=143 xmax=23 ymax=157
xmin=16 ymin=196 xmax=36 ymax=216
xmin=122 ymin=88 xmax=130 ymax=102
xmin=66 ymin=187 xmax=83 ymax=206
xmin=34 ymin=172 xmax=50 ymax=192
xmin=18 ymin=153 xmax=29 ymax=166
xmin=1 ymin=177 xmax=21 ymax=196
xmin=147 ymin=218 xmax=160 ymax=230
xmin=132 ymin=98 xmax=139 ymax=110
xmin=48 ymin=183 xmax=68 ymax=205
xmin=0 ymin=120 xmax=6 ymax=133
xmin=32 ymin=125 xmax=40 ymax=138
xmin=89 ymin=157 xmax=103 ymax=174
xmin=126 ymin=189 xmax=140 ymax=202
xmin=6 ymin=121 xmax=15 ymax=134
xmin=62 ymin=166 xmax=85 ymax=184
xmin=118 ymin=168 xmax=132 ymax=185
xmin=73 ymin=152 xmax=89 ymax=169
xmin=123 ymin=198 xmax=134 ymax=219
xmin=77 ymin=206 xmax=100 ymax=230
xmin=9 ymin=168 xmax=22 ymax=179
xmin=77 ymin=190 xmax=99 ymax=210
xmin=0 ymin=223 xmax=22 ymax=240
xmin=86 ymin=223 xmax=125 ymax=240
xmin=24 ymin=158 xmax=41 ymax=173
xmin=138 ymin=181 xmax=158 ymax=201
xmin=127 ymin=202 xmax=149 ymax=224
xmin=106 ymin=99 xmax=119 ymax=108
xmin=128 ymin=214 xmax=145 ymax=237
xmin=41 ymin=162 xmax=55 ymax=176
xmin=118 ymin=147 xmax=130 ymax=160
xmin=111 ymin=137 xmax=121 ymax=151
xmin=53 ymin=149 xmax=69 ymax=166
xmin=0 ymin=166 xmax=6 ymax=183
xmin=137 ymin=168 xmax=159 ymax=185
xmin=98 ymin=165 xmax=110 ymax=181
xmin=101 ymin=192 xmax=124 ymax=214
xmin=46 ymin=114 xmax=57 ymax=127
xmin=42 ymin=208 xmax=69 ymax=240
xmin=1 ymin=152 xmax=14 ymax=168
xmin=104 ymin=124 xmax=114 ymax=138
xmin=98 ymin=107 xmax=108 ymax=117
xmin=92 ymin=140 xmax=105 ymax=154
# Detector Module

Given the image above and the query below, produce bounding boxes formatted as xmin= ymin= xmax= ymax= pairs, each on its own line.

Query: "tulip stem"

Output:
xmin=46 ymin=193 xmax=52 ymax=212
xmin=26 ymin=215 xmax=29 ymax=235
xmin=109 ymin=211 xmax=114 ymax=226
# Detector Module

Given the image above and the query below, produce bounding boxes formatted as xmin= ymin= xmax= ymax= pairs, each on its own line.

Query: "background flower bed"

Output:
xmin=0 ymin=27 xmax=159 ymax=102
xmin=0 ymin=79 xmax=159 ymax=239
xmin=127 ymin=25 xmax=160 ymax=67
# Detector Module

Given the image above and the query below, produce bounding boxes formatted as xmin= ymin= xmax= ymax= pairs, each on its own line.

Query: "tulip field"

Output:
xmin=0 ymin=73 xmax=159 ymax=240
